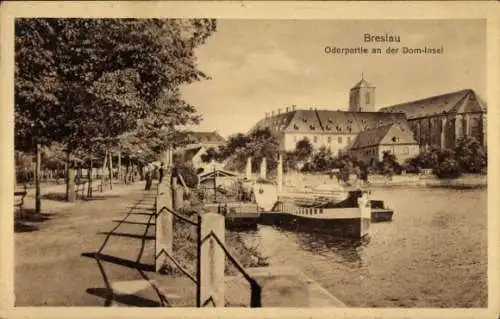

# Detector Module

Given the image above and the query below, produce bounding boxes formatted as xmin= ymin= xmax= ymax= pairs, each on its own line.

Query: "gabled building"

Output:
xmin=349 ymin=123 xmax=420 ymax=164
xmin=247 ymin=76 xmax=487 ymax=164
xmin=249 ymin=107 xmax=408 ymax=155
xmin=379 ymin=89 xmax=487 ymax=149
xmin=183 ymin=131 xmax=226 ymax=150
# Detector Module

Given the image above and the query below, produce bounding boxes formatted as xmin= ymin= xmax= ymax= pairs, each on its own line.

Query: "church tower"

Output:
xmin=349 ymin=74 xmax=376 ymax=112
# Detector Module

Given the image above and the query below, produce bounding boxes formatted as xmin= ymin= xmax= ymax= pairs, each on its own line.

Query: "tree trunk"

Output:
xmin=66 ymin=150 xmax=76 ymax=202
xmin=88 ymin=154 xmax=93 ymax=198
xmin=131 ymin=162 xmax=135 ymax=183
xmin=117 ymin=151 xmax=122 ymax=183
xmin=101 ymin=150 xmax=108 ymax=192
xmin=35 ymin=143 xmax=41 ymax=214
xmin=108 ymin=150 xmax=113 ymax=190
xmin=124 ymin=160 xmax=130 ymax=184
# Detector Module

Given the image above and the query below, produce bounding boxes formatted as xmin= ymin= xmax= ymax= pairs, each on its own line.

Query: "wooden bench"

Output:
xmin=14 ymin=184 xmax=28 ymax=218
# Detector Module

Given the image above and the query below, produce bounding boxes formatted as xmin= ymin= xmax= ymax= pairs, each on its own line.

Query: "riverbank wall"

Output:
xmin=283 ymin=172 xmax=487 ymax=189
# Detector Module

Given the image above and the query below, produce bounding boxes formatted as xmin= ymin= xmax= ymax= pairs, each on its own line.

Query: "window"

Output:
xmin=294 ymin=135 xmax=297 ymax=142
xmin=403 ymin=146 xmax=409 ymax=155
xmin=338 ymin=136 xmax=342 ymax=143
xmin=327 ymin=136 xmax=332 ymax=143
xmin=313 ymin=136 xmax=318 ymax=143
xmin=347 ymin=136 xmax=351 ymax=143
xmin=365 ymin=92 xmax=370 ymax=104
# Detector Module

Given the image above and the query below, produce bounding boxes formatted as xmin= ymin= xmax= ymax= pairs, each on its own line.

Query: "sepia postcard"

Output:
xmin=0 ymin=2 xmax=499 ymax=319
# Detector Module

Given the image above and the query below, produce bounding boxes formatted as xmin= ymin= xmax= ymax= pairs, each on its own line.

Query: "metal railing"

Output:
xmin=155 ymin=185 xmax=262 ymax=308
xmin=200 ymin=228 xmax=262 ymax=307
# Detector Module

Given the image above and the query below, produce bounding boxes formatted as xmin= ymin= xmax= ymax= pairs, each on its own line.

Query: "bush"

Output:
xmin=433 ymin=158 xmax=462 ymax=179
xmin=174 ymin=163 xmax=198 ymax=188
xmin=454 ymin=137 xmax=487 ymax=173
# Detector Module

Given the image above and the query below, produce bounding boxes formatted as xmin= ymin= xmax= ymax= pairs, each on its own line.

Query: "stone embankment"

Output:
xmin=283 ymin=172 xmax=487 ymax=189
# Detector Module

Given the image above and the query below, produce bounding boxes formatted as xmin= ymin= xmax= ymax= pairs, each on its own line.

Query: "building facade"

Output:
xmin=248 ymin=77 xmax=487 ymax=163
xmin=349 ymin=123 xmax=420 ymax=164
xmin=378 ymin=89 xmax=487 ymax=150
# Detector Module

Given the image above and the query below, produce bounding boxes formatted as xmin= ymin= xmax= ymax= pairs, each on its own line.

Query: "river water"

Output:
xmin=238 ymin=187 xmax=488 ymax=308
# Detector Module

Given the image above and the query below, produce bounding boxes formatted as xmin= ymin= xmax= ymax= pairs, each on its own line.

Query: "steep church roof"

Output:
xmin=351 ymin=78 xmax=374 ymax=89
xmin=378 ymin=89 xmax=486 ymax=119
xmin=351 ymin=122 xmax=417 ymax=149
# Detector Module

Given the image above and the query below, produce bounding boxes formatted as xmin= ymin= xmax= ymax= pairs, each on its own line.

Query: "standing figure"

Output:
xmin=159 ymin=162 xmax=165 ymax=184
xmin=144 ymin=166 xmax=152 ymax=190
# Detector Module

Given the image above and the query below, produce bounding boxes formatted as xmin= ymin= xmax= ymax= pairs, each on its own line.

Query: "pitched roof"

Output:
xmin=186 ymin=131 xmax=226 ymax=145
xmin=249 ymin=109 xmax=409 ymax=135
xmin=350 ymin=122 xmax=417 ymax=149
xmin=351 ymin=79 xmax=374 ymax=89
xmin=378 ymin=89 xmax=487 ymax=119
xmin=283 ymin=109 xmax=323 ymax=133
xmin=198 ymin=169 xmax=238 ymax=182
xmin=249 ymin=111 xmax=297 ymax=134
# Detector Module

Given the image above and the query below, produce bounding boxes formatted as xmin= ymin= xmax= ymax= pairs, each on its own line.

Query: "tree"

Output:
xmin=310 ymin=146 xmax=334 ymax=172
xmin=454 ymin=137 xmax=487 ymax=173
xmin=200 ymin=147 xmax=220 ymax=164
xmin=294 ymin=138 xmax=313 ymax=162
xmin=377 ymin=151 xmax=401 ymax=176
xmin=15 ymin=18 xmax=216 ymax=202
xmin=213 ymin=128 xmax=280 ymax=173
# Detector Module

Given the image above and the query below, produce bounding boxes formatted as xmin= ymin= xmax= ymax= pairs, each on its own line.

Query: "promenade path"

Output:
xmin=14 ymin=181 xmax=346 ymax=307
xmin=14 ymin=181 xmax=184 ymax=307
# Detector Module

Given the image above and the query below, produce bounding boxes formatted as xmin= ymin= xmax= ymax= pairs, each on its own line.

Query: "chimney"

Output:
xmin=285 ymin=107 xmax=289 ymax=112
xmin=271 ymin=111 xmax=275 ymax=116
xmin=292 ymin=105 xmax=296 ymax=111
xmin=278 ymin=108 xmax=281 ymax=114
xmin=265 ymin=112 xmax=268 ymax=118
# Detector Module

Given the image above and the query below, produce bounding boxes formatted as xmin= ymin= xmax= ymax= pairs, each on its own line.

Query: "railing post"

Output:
xmin=172 ymin=177 xmax=184 ymax=211
xmin=155 ymin=181 xmax=173 ymax=273
xmin=250 ymin=278 xmax=262 ymax=307
xmin=199 ymin=212 xmax=225 ymax=307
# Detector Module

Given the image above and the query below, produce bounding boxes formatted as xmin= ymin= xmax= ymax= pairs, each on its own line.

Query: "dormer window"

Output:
xmin=310 ymin=124 xmax=316 ymax=130
xmin=328 ymin=118 xmax=333 ymax=123
xmin=326 ymin=125 xmax=332 ymax=131
xmin=293 ymin=124 xmax=299 ymax=130
xmin=302 ymin=118 xmax=307 ymax=123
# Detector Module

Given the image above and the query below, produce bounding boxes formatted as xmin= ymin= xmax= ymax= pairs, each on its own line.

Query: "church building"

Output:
xmin=378 ymin=89 xmax=487 ymax=150
xmin=248 ymin=76 xmax=487 ymax=164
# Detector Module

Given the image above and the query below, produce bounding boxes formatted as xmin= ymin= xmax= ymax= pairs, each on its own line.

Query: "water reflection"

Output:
xmin=293 ymin=230 xmax=370 ymax=264
xmin=236 ymin=225 xmax=371 ymax=266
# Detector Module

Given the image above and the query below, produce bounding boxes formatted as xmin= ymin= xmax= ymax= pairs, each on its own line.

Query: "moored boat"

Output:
xmin=254 ymin=183 xmax=371 ymax=239
xmin=370 ymin=200 xmax=394 ymax=222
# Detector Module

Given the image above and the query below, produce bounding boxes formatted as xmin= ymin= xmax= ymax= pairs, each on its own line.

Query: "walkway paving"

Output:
xmin=15 ymin=182 xmax=166 ymax=306
xmin=15 ymin=181 xmax=345 ymax=308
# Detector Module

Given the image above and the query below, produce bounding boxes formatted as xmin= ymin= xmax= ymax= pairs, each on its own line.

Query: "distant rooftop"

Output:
xmin=379 ymin=89 xmax=487 ymax=119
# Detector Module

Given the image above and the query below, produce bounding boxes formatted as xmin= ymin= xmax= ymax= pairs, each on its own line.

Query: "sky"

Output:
xmin=180 ymin=19 xmax=486 ymax=138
